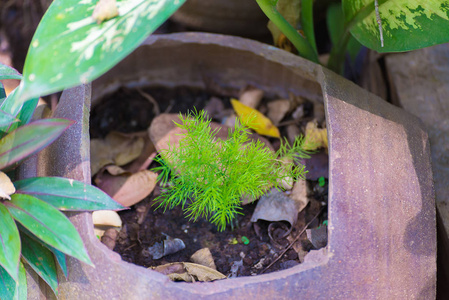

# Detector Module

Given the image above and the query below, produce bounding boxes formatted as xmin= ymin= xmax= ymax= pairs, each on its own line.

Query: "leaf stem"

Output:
xmin=327 ymin=27 xmax=351 ymax=74
xmin=255 ymin=0 xmax=319 ymax=64
xmin=301 ymin=0 xmax=318 ymax=55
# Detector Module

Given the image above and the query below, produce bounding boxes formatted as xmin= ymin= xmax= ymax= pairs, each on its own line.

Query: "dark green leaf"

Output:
xmin=14 ymin=177 xmax=124 ymax=211
xmin=4 ymin=194 xmax=92 ymax=266
xmin=49 ymin=246 xmax=67 ymax=278
xmin=0 ymin=64 xmax=22 ymax=80
xmin=19 ymin=0 xmax=186 ymax=101
xmin=0 ymin=264 xmax=16 ymax=300
xmin=20 ymin=232 xmax=58 ymax=296
xmin=16 ymin=224 xmax=68 ymax=278
xmin=328 ymin=3 xmax=362 ymax=62
xmin=0 ymin=203 xmax=20 ymax=281
xmin=0 ymin=82 xmax=6 ymax=100
xmin=343 ymin=0 xmax=449 ymax=52
xmin=0 ymin=118 xmax=73 ymax=170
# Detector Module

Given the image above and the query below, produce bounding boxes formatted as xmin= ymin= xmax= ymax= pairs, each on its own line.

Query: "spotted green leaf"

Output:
xmin=17 ymin=224 xmax=68 ymax=278
xmin=4 ymin=194 xmax=92 ymax=267
xmin=14 ymin=177 xmax=125 ymax=211
xmin=0 ymin=64 xmax=22 ymax=80
xmin=19 ymin=0 xmax=186 ymax=102
xmin=20 ymin=232 xmax=58 ymax=296
xmin=0 ymin=119 xmax=73 ymax=170
xmin=0 ymin=203 xmax=20 ymax=282
xmin=343 ymin=0 xmax=449 ymax=52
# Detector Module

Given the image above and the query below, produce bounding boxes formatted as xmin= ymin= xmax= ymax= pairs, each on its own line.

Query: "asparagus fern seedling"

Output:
xmin=152 ymin=110 xmax=310 ymax=231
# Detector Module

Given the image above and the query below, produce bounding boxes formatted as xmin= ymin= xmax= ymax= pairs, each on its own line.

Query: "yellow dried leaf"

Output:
xmin=230 ymin=99 xmax=280 ymax=138
xmin=92 ymin=0 xmax=119 ymax=24
xmin=302 ymin=121 xmax=328 ymax=151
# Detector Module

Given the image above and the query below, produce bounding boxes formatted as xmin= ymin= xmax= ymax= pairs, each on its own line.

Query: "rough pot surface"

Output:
xmin=25 ymin=33 xmax=435 ymax=299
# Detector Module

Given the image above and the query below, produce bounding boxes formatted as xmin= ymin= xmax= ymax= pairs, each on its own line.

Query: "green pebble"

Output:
xmin=241 ymin=236 xmax=250 ymax=245
xmin=318 ymin=176 xmax=326 ymax=187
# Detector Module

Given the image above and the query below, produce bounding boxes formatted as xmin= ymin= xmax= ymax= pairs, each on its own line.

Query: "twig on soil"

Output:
xmin=137 ymin=88 xmax=160 ymax=116
xmin=259 ymin=206 xmax=325 ymax=274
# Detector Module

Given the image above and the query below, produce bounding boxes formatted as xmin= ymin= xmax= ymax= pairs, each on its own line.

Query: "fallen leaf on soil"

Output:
xmin=302 ymin=121 xmax=328 ymax=151
xmin=276 ymin=156 xmax=295 ymax=190
xmin=190 ymin=248 xmax=217 ymax=270
xmin=306 ymin=225 xmax=328 ymax=249
xmin=91 ymin=131 xmax=145 ymax=175
xmin=0 ymin=171 xmax=15 ymax=200
xmin=314 ymin=103 xmax=326 ymax=124
xmin=267 ymin=99 xmax=290 ymax=125
xmin=151 ymin=262 xmax=226 ymax=282
xmin=148 ymin=235 xmax=186 ymax=260
xmin=92 ymin=210 xmax=122 ymax=237
xmin=100 ymin=228 xmax=119 ymax=250
xmin=250 ymin=188 xmax=301 ymax=228
xmin=122 ymin=131 xmax=156 ymax=173
xmin=289 ymin=179 xmax=309 ymax=213
xmin=94 ymin=165 xmax=158 ymax=207
xmin=239 ymin=87 xmax=264 ymax=108
xmin=231 ymin=99 xmax=280 ymax=138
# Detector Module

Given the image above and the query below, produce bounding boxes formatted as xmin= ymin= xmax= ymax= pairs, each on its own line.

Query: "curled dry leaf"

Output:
xmin=91 ymin=131 xmax=145 ymax=175
xmin=92 ymin=210 xmax=122 ymax=237
xmin=302 ymin=121 xmax=328 ymax=151
xmin=148 ymin=235 xmax=186 ymax=260
xmin=151 ymin=262 xmax=226 ymax=282
xmin=0 ymin=171 xmax=15 ymax=200
xmin=239 ymin=87 xmax=264 ymax=108
xmin=289 ymin=179 xmax=309 ymax=213
xmin=190 ymin=248 xmax=217 ymax=270
xmin=94 ymin=165 xmax=158 ymax=207
xmin=267 ymin=99 xmax=290 ymax=125
xmin=250 ymin=188 xmax=300 ymax=228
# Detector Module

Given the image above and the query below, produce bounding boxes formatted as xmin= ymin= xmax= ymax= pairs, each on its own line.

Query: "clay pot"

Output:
xmin=170 ymin=0 xmax=270 ymax=38
xmin=24 ymin=33 xmax=435 ymax=298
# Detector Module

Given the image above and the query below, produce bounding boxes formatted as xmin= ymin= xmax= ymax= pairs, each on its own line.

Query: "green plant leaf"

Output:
xmin=0 ymin=110 xmax=18 ymax=128
xmin=14 ymin=177 xmax=125 ymax=211
xmin=343 ymin=0 xmax=449 ymax=52
xmin=0 ymin=118 xmax=73 ymax=170
xmin=20 ymin=232 xmax=58 ymax=296
xmin=49 ymin=246 xmax=67 ymax=278
xmin=19 ymin=0 xmax=186 ymax=102
xmin=16 ymin=262 xmax=26 ymax=300
xmin=0 ymin=264 xmax=16 ymax=300
xmin=0 ymin=203 xmax=20 ymax=281
xmin=0 ymin=261 xmax=26 ymax=300
xmin=327 ymin=3 xmax=362 ymax=62
xmin=4 ymin=194 xmax=92 ymax=266
xmin=0 ymin=82 xmax=6 ymax=100
xmin=0 ymin=64 xmax=22 ymax=80
xmin=16 ymin=224 xmax=68 ymax=278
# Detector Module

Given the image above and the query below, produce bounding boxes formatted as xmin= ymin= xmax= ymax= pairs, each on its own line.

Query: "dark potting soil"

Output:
xmin=90 ymin=86 xmax=328 ymax=278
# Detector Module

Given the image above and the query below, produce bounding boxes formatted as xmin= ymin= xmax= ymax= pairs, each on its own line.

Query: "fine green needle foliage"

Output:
xmin=153 ymin=110 xmax=310 ymax=231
